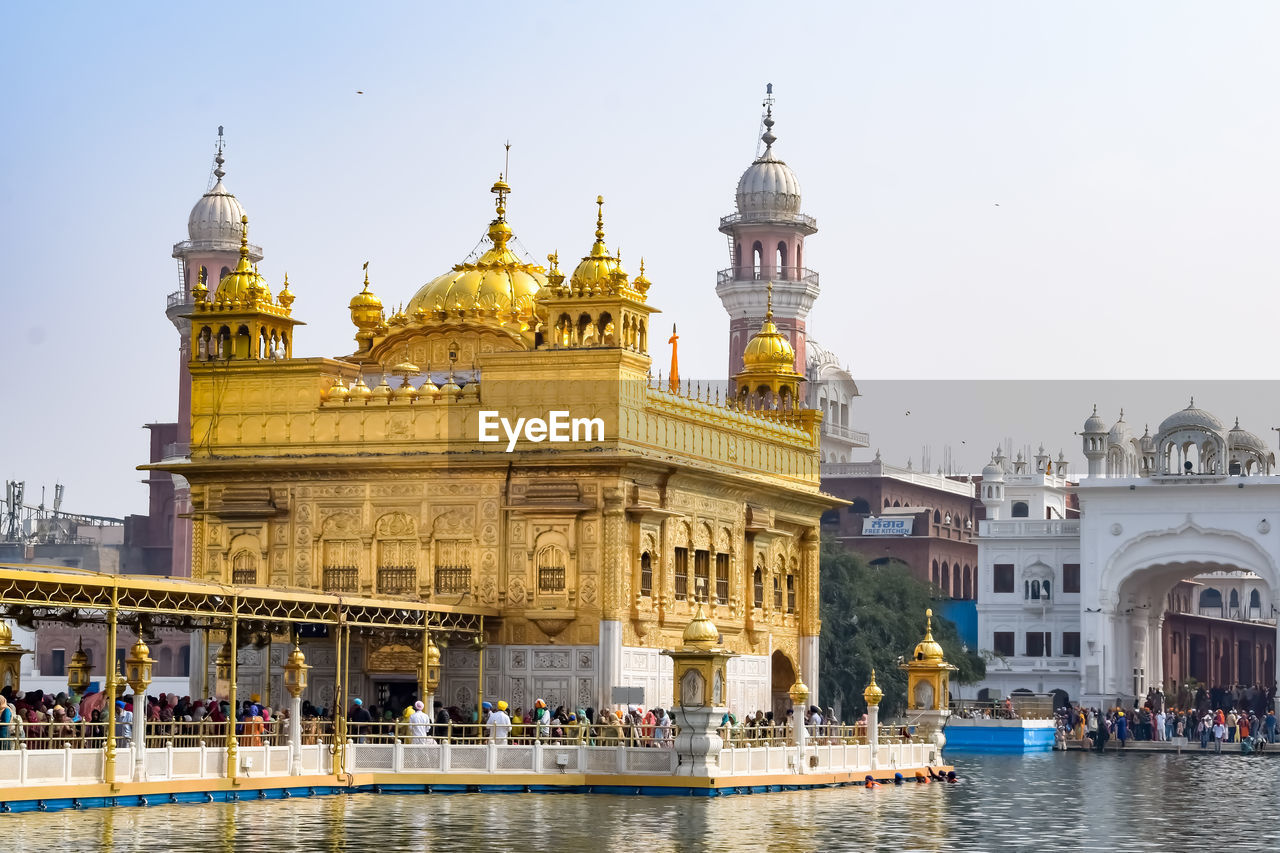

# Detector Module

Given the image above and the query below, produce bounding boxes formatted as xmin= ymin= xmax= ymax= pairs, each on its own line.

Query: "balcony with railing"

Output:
xmin=719 ymin=211 xmax=817 ymax=231
xmin=376 ymin=566 xmax=417 ymax=595
xmin=434 ymin=565 xmax=471 ymax=595
xmin=980 ymin=519 xmax=1081 ymax=538
xmin=717 ymin=266 xmax=819 ymax=288
xmin=820 ymin=421 xmax=871 ymax=446
xmin=322 ymin=566 xmax=359 ymax=593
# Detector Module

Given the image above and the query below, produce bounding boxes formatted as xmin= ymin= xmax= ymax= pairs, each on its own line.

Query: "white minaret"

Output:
xmin=717 ymin=85 xmax=819 ymax=384
xmin=1082 ymin=405 xmax=1108 ymax=479
xmin=981 ymin=452 xmax=1006 ymax=521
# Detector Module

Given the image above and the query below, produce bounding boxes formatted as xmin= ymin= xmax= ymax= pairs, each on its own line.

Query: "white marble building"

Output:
xmin=973 ymin=401 xmax=1280 ymax=710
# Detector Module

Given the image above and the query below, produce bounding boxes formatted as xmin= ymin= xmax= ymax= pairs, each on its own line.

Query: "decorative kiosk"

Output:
xmin=661 ymin=601 xmax=737 ymax=776
xmin=899 ymin=609 xmax=956 ymax=749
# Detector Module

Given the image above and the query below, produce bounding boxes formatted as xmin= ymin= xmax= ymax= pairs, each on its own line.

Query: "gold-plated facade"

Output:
xmin=155 ymin=173 xmax=837 ymax=709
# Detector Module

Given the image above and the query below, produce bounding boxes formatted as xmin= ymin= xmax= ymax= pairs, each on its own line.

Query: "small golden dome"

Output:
xmin=863 ymin=668 xmax=884 ymax=706
xmin=788 ymin=676 xmax=810 ymax=707
xmin=370 ymin=374 xmax=393 ymax=401
xmin=569 ymin=196 xmax=626 ymax=295
xmin=69 ymin=642 xmax=88 ymax=668
xmin=0 ymin=621 xmax=11 ymax=644
xmin=632 ymin=258 xmax=651 ymax=296
xmin=190 ymin=266 xmax=209 ymax=300
xmin=349 ymin=376 xmax=372 ymax=399
xmin=350 ymin=266 xmax=384 ymax=331
xmin=129 ymin=638 xmax=153 ymax=663
xmin=278 ymin=273 xmax=294 ymax=309
xmin=741 ymin=283 xmax=797 ymax=374
xmin=329 ymin=378 xmax=351 ymax=402
xmin=215 ymin=216 xmax=272 ymax=304
xmin=406 ymin=177 xmax=545 ymax=329
xmin=682 ymin=601 xmax=720 ymax=649
xmin=912 ymin=608 xmax=946 ymax=662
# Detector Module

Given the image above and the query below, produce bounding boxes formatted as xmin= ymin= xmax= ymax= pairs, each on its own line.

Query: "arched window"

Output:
xmin=1250 ymin=589 xmax=1262 ymax=616
xmin=1199 ymin=588 xmax=1223 ymax=616
xmin=536 ymin=544 xmax=567 ymax=593
xmin=963 ymin=566 xmax=972 ymax=600
xmin=931 ymin=559 xmax=940 ymax=587
xmin=753 ymin=563 xmax=764 ymax=609
xmin=639 ymin=551 xmax=653 ymax=598
xmin=776 ymin=241 xmax=788 ymax=278
xmin=1011 ymin=502 xmax=1030 ymax=518
xmin=953 ymin=564 xmax=961 ymax=595
xmin=752 ymin=241 xmax=764 ymax=280
xmin=934 ymin=509 xmax=942 ymax=524
xmin=1230 ymin=589 xmax=1241 ymax=616
xmin=231 ymin=551 xmax=257 ymax=585
xmin=941 ymin=562 xmax=950 ymax=596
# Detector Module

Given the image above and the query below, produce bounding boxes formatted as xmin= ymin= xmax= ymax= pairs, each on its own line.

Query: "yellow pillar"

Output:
xmin=103 ymin=587 xmax=119 ymax=786
xmin=225 ymin=605 xmax=239 ymax=782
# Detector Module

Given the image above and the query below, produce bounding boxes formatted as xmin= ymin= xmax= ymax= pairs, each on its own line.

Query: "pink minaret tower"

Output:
xmin=717 ymin=86 xmax=819 ymax=385
xmin=165 ymin=128 xmax=263 ymax=577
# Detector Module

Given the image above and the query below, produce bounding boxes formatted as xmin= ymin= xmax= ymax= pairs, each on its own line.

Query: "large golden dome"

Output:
xmin=742 ymin=285 xmax=796 ymax=373
xmin=214 ymin=215 xmax=272 ymax=304
xmin=406 ymin=178 xmax=545 ymax=327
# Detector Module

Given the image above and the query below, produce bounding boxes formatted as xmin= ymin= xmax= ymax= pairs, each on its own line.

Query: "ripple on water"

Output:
xmin=8 ymin=753 xmax=1280 ymax=851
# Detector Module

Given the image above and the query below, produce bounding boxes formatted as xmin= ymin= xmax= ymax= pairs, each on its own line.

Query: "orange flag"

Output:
xmin=668 ymin=324 xmax=679 ymax=392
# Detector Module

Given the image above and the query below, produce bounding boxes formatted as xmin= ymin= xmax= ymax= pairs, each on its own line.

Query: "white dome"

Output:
xmin=1229 ymin=419 xmax=1268 ymax=453
xmin=1158 ymin=399 xmax=1224 ymax=435
xmin=734 ymin=108 xmax=802 ymax=216
xmin=1082 ymin=404 xmax=1107 ymax=434
xmin=1108 ymin=413 xmax=1132 ymax=446
xmin=982 ymin=458 xmax=1005 ymax=482
xmin=188 ymin=177 xmax=247 ymax=243
xmin=736 ymin=157 xmax=802 ymax=215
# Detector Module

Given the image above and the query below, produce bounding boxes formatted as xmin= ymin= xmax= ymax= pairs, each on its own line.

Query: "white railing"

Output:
xmin=821 ymin=461 xmax=975 ymax=496
xmin=0 ymin=743 xmax=331 ymax=787
xmin=344 ymin=740 xmax=679 ymax=776
xmin=981 ymin=519 xmax=1081 ymax=538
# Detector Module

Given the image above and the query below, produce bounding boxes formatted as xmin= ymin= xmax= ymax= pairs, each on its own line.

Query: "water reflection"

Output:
xmin=12 ymin=753 xmax=1280 ymax=851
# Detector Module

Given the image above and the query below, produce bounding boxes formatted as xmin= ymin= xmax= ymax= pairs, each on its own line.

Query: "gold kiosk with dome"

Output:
xmin=900 ymin=609 xmax=957 ymax=748
xmin=662 ymin=599 xmax=737 ymax=777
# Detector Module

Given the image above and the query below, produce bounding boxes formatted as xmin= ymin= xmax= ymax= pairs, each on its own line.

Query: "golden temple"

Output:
xmin=160 ymin=168 xmax=839 ymax=717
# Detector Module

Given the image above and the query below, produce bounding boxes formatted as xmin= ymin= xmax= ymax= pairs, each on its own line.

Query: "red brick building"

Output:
xmin=821 ymin=455 xmax=982 ymax=599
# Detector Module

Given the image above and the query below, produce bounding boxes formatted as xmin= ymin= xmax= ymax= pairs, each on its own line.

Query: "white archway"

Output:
xmin=1093 ymin=520 xmax=1278 ymax=705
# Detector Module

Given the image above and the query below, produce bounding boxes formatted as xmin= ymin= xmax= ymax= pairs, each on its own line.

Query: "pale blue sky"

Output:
xmin=4 ymin=2 xmax=1280 ymax=516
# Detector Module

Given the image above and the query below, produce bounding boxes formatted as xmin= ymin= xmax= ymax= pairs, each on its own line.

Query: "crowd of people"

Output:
xmin=0 ymin=685 xmax=308 ymax=750
xmin=1056 ymin=684 xmax=1280 ymax=753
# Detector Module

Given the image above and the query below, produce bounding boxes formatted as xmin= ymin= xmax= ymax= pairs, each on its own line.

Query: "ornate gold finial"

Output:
xmin=595 ymin=195 xmax=605 ymax=241
xmin=239 ymin=214 xmax=250 ymax=261
xmin=191 ymin=265 xmax=208 ymax=299
xmin=278 ymin=272 xmax=294 ymax=309
xmin=765 ymin=281 xmax=774 ymax=320
xmin=491 ymin=171 xmax=510 ymax=222
xmin=925 ymin=607 xmax=934 ymax=638
xmin=863 ymin=668 xmax=884 ymax=706
xmin=363 ymin=261 xmax=370 ymax=289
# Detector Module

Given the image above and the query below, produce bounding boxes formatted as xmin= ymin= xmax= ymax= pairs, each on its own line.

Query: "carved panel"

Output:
xmin=533 ymin=651 xmax=570 ymax=671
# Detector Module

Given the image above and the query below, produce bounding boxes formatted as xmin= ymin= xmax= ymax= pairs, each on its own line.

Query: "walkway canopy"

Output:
xmin=0 ymin=563 xmax=495 ymax=636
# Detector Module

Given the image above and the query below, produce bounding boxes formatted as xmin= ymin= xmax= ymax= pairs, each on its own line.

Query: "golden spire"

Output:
xmin=238 ymin=214 xmax=250 ymax=263
xmin=765 ymin=280 xmax=774 ymax=320
xmin=591 ymin=195 xmax=608 ymax=258
xmin=191 ymin=265 xmax=208 ymax=300
xmin=488 ymin=173 xmax=513 ymax=252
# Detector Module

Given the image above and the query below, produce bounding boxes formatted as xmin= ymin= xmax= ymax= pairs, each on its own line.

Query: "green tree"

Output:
xmin=818 ymin=541 xmax=984 ymax=717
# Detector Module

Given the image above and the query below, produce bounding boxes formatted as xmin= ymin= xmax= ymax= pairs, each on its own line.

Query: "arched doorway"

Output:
xmin=1094 ymin=520 xmax=1279 ymax=707
xmin=770 ymin=650 xmax=797 ymax=720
